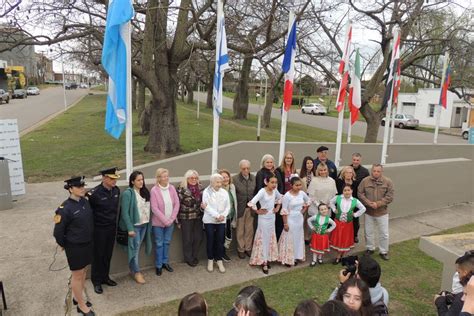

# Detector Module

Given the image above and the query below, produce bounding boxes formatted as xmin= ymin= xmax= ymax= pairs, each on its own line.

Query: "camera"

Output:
xmin=438 ymin=291 xmax=455 ymax=305
xmin=341 ymin=255 xmax=358 ymax=276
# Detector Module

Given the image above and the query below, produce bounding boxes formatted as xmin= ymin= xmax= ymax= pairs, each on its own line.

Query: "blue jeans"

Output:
xmin=204 ymin=223 xmax=225 ymax=260
xmin=129 ymin=224 xmax=147 ymax=273
xmin=153 ymin=225 xmax=174 ymax=268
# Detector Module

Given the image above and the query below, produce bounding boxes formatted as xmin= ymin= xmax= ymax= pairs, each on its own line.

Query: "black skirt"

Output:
xmin=65 ymin=242 xmax=93 ymax=271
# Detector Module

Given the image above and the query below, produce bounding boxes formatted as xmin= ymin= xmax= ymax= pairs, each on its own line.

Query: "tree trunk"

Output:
xmin=132 ymin=77 xmax=138 ymax=109
xmin=232 ymin=54 xmax=253 ymax=119
xmin=137 ymin=80 xmax=146 ymax=130
xmin=360 ymin=100 xmax=383 ymax=143
xmin=262 ymin=77 xmax=276 ymax=128
xmin=206 ymin=78 xmax=213 ymax=108
xmin=186 ymin=85 xmax=194 ymax=104
xmin=145 ymin=68 xmax=180 ymax=154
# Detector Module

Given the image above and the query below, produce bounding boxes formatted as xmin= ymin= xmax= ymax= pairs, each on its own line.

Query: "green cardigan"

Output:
xmin=119 ymin=187 xmax=152 ymax=261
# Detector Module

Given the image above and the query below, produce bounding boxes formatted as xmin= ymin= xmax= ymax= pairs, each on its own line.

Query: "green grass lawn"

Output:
xmin=119 ymin=223 xmax=474 ymax=316
xmin=20 ymin=95 xmax=362 ymax=182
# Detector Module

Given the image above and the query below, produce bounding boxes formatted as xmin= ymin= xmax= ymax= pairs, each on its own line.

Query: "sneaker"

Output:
xmin=380 ymin=253 xmax=390 ymax=261
xmin=216 ymin=260 xmax=226 ymax=273
xmin=207 ymin=259 xmax=214 ymax=272
xmin=365 ymin=249 xmax=375 ymax=255
xmin=310 ymin=261 xmax=317 ymax=267
xmin=222 ymin=253 xmax=231 ymax=262
xmin=318 ymin=258 xmax=323 ymax=264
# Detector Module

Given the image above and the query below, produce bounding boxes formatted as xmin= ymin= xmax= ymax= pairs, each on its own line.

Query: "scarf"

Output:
xmin=306 ymin=173 xmax=312 ymax=188
xmin=188 ymin=183 xmax=201 ymax=202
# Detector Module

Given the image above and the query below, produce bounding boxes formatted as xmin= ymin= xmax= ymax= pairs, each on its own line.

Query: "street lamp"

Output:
xmin=51 ymin=45 xmax=67 ymax=110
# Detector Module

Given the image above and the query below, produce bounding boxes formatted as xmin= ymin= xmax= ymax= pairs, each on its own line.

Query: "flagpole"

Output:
xmin=211 ymin=0 xmax=229 ymax=174
xmin=197 ymin=81 xmax=200 ymax=120
xmin=279 ymin=11 xmax=295 ymax=164
xmin=335 ymin=21 xmax=352 ymax=169
xmin=257 ymin=76 xmax=266 ymax=141
xmin=434 ymin=51 xmax=449 ymax=144
xmin=381 ymin=28 xmax=399 ymax=165
xmin=347 ymin=112 xmax=352 ymax=143
xmin=389 ymin=107 xmax=396 ymax=144
xmin=125 ymin=21 xmax=133 ymax=178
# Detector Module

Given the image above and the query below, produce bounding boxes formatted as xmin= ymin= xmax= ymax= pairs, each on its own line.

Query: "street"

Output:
xmin=195 ymin=92 xmax=466 ymax=144
xmin=0 ymin=86 xmax=89 ymax=132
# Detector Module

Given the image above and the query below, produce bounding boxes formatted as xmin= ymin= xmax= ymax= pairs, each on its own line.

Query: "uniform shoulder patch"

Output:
xmin=54 ymin=214 xmax=61 ymax=224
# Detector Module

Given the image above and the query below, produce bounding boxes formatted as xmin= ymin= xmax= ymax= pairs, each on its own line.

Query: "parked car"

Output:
xmin=461 ymin=121 xmax=469 ymax=140
xmin=381 ymin=113 xmax=419 ymax=129
xmin=0 ymin=89 xmax=10 ymax=104
xmin=79 ymin=83 xmax=88 ymax=89
xmin=26 ymin=86 xmax=40 ymax=95
xmin=64 ymin=82 xmax=78 ymax=90
xmin=12 ymin=89 xmax=27 ymax=99
xmin=301 ymin=103 xmax=327 ymax=115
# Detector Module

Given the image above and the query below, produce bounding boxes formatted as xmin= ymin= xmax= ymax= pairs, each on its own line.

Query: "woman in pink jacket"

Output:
xmin=150 ymin=168 xmax=180 ymax=276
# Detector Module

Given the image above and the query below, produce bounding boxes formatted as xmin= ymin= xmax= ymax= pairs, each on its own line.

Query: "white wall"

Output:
xmin=397 ymin=89 xmax=467 ymax=128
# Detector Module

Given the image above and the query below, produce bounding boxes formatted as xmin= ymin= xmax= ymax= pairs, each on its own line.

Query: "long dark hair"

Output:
xmin=336 ymin=278 xmax=373 ymax=316
xmin=128 ymin=171 xmax=150 ymax=201
xmin=299 ymin=156 xmax=315 ymax=179
xmin=178 ymin=292 xmax=207 ymax=316
xmin=234 ymin=286 xmax=275 ymax=316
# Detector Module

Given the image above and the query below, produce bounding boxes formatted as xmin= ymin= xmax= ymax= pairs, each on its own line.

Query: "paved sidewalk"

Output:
xmin=0 ymin=182 xmax=472 ymax=315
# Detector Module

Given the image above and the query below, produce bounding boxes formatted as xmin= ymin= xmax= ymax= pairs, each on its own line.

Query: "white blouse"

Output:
xmin=134 ymin=190 xmax=150 ymax=225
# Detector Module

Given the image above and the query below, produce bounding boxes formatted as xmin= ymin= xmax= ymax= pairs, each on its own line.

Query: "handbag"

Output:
xmin=116 ymin=189 xmax=133 ymax=246
xmin=116 ymin=228 xmax=128 ymax=246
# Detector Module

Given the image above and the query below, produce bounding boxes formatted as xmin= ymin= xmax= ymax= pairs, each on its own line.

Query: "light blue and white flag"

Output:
xmin=101 ymin=0 xmax=134 ymax=139
xmin=212 ymin=0 xmax=230 ymax=117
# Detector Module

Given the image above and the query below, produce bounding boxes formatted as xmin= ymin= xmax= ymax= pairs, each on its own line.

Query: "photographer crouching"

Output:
xmin=434 ymin=250 xmax=474 ymax=316
xmin=328 ymin=254 xmax=389 ymax=315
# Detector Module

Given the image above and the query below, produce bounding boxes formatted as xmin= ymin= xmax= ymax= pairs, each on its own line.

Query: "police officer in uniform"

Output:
xmin=53 ymin=176 xmax=95 ymax=316
xmin=87 ymin=168 xmax=120 ymax=294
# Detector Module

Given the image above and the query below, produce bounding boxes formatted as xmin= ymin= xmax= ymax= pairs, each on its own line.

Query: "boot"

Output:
xmin=207 ymin=259 xmax=214 ymax=272
xmin=134 ymin=272 xmax=146 ymax=284
xmin=216 ymin=260 xmax=226 ymax=273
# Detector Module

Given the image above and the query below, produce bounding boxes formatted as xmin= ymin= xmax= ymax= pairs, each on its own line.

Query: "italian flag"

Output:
xmin=348 ymin=48 xmax=361 ymax=125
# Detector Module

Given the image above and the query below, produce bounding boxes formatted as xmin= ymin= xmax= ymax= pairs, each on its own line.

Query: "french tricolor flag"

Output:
xmin=282 ymin=16 xmax=297 ymax=112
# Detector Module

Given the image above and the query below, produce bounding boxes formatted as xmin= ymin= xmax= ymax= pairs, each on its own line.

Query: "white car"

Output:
xmin=301 ymin=103 xmax=327 ymax=115
xmin=80 ymin=83 xmax=89 ymax=89
xmin=381 ymin=113 xmax=419 ymax=129
xmin=461 ymin=121 xmax=469 ymax=140
xmin=26 ymin=86 xmax=40 ymax=95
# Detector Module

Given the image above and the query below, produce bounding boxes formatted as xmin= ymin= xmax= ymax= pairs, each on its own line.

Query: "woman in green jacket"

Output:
xmin=119 ymin=171 xmax=152 ymax=284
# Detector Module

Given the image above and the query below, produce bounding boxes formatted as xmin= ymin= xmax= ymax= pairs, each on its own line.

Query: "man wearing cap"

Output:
xmin=313 ymin=146 xmax=338 ymax=180
xmin=87 ymin=167 xmax=121 ymax=294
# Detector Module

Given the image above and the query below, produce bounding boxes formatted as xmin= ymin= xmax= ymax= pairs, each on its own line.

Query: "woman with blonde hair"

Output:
xmin=177 ymin=169 xmax=204 ymax=267
xmin=307 ymin=163 xmax=337 ymax=216
xmin=336 ymin=166 xmax=361 ymax=243
xmin=275 ymin=151 xmax=297 ymax=194
xmin=151 ymin=168 xmax=180 ymax=276
xmin=218 ymin=169 xmax=238 ymax=261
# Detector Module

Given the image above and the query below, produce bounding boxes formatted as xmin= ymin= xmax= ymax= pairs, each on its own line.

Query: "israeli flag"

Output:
xmin=101 ymin=0 xmax=134 ymax=139
xmin=212 ymin=0 xmax=230 ymax=116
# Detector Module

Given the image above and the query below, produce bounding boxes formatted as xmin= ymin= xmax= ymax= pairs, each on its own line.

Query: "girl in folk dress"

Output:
xmin=278 ymin=176 xmax=309 ymax=266
xmin=329 ymin=185 xmax=366 ymax=264
xmin=307 ymin=203 xmax=336 ymax=266
xmin=248 ymin=173 xmax=282 ymax=274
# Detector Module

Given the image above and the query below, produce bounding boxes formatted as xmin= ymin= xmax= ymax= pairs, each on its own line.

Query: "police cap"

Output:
xmin=100 ymin=167 xmax=120 ymax=179
xmin=64 ymin=176 xmax=86 ymax=190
